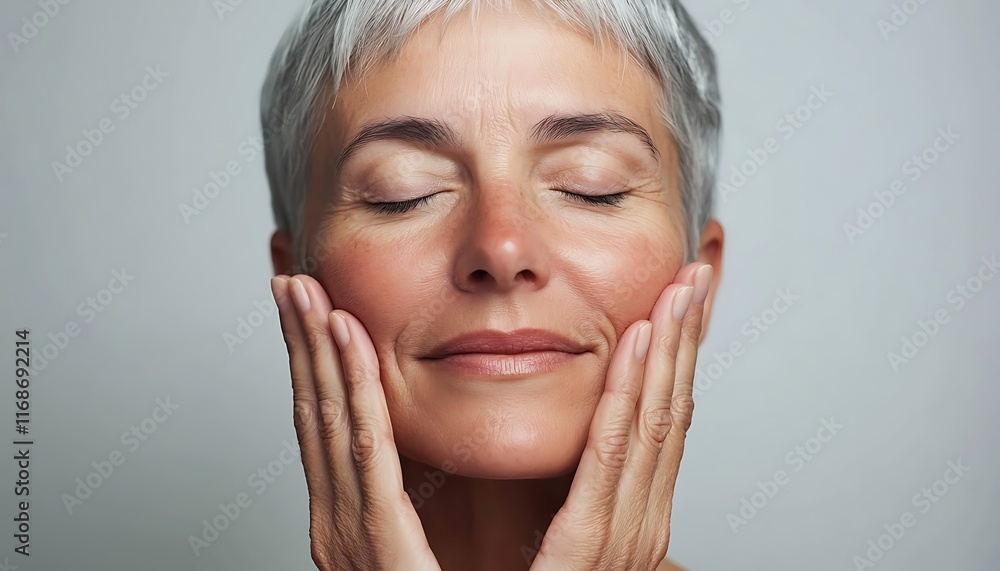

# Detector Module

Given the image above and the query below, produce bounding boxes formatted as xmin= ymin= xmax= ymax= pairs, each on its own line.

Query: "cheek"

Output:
xmin=590 ymin=237 xmax=684 ymax=338
xmin=313 ymin=228 xmax=433 ymax=347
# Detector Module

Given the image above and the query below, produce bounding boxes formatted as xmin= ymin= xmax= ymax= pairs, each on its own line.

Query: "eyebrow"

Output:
xmin=335 ymin=116 xmax=459 ymax=172
xmin=528 ymin=111 xmax=660 ymax=163
xmin=335 ymin=110 xmax=660 ymax=171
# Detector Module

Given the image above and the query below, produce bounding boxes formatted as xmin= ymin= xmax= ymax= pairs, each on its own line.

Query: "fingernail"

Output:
xmin=329 ymin=311 xmax=351 ymax=350
xmin=693 ymin=265 xmax=713 ymax=305
xmin=634 ymin=321 xmax=652 ymax=363
xmin=289 ymin=277 xmax=311 ymax=312
xmin=672 ymin=286 xmax=694 ymax=322
xmin=270 ymin=276 xmax=287 ymax=300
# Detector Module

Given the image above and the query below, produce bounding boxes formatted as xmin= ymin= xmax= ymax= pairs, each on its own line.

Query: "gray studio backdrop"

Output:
xmin=1 ymin=1 xmax=997 ymax=570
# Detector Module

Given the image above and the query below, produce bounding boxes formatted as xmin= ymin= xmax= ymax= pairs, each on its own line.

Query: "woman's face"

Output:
xmin=288 ymin=4 xmax=697 ymax=478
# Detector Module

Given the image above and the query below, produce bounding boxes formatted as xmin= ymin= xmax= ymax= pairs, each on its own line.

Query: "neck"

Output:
xmin=400 ymin=456 xmax=575 ymax=571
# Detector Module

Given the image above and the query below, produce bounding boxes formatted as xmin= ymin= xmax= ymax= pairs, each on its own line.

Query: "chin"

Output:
xmin=394 ymin=404 xmax=594 ymax=480
xmin=386 ymin=351 xmax=606 ymax=479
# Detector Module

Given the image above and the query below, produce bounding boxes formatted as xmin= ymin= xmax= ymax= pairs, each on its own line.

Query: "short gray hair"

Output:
xmin=261 ymin=0 xmax=721 ymax=262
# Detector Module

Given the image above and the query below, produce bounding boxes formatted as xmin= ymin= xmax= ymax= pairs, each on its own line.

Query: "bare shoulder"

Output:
xmin=657 ymin=558 xmax=688 ymax=571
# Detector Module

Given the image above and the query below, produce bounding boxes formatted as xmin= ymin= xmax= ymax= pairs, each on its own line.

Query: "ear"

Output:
xmin=696 ymin=219 xmax=724 ymax=344
xmin=270 ymin=229 xmax=295 ymax=276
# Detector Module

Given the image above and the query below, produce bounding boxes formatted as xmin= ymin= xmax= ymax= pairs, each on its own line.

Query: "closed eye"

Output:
xmin=367 ymin=194 xmax=435 ymax=214
xmin=558 ymin=190 xmax=627 ymax=207
xmin=368 ymin=190 xmax=627 ymax=214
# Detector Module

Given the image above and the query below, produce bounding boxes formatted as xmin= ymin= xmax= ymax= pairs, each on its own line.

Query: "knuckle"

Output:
xmin=639 ymin=519 xmax=672 ymax=569
xmin=593 ymin=426 xmax=630 ymax=471
xmin=671 ymin=394 xmax=695 ymax=434
xmin=308 ymin=529 xmax=336 ymax=571
xmin=651 ymin=530 xmax=671 ymax=565
xmin=310 ymin=509 xmax=371 ymax=570
xmin=317 ymin=398 xmax=348 ymax=441
xmin=292 ymin=400 xmax=320 ymax=438
xmin=640 ymin=404 xmax=673 ymax=446
xmin=352 ymin=426 xmax=379 ymax=469
xmin=309 ymin=546 xmax=330 ymax=571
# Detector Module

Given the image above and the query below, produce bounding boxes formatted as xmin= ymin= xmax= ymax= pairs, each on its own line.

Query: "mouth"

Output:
xmin=422 ymin=329 xmax=589 ymax=377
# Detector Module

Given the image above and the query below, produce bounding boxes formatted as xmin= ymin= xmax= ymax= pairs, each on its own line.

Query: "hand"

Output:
xmin=529 ymin=262 xmax=713 ymax=571
xmin=271 ymin=274 xmax=441 ymax=571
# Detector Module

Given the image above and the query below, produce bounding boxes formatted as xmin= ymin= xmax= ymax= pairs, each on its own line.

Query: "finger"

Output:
xmin=272 ymin=275 xmax=336 ymax=523
xmin=672 ymin=262 xmax=702 ymax=287
xmin=674 ymin=260 xmax=713 ymax=343
xmin=603 ymin=284 xmax=689 ymax=567
xmin=329 ymin=308 xmax=412 ymax=514
xmin=617 ymin=284 xmax=692 ymax=488
xmin=635 ymin=284 xmax=693 ymax=455
xmin=286 ymin=277 xmax=438 ymax=568
xmin=631 ymin=260 xmax=700 ymax=458
xmin=669 ymin=264 xmax=711 ymax=439
xmin=635 ymin=266 xmax=709 ymax=561
xmin=287 ymin=276 xmax=362 ymax=519
xmin=330 ymin=308 xmax=439 ymax=567
xmin=554 ymin=320 xmax=651 ymax=549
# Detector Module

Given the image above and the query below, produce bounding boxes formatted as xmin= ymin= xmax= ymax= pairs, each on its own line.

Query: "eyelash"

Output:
xmin=369 ymin=195 xmax=434 ymax=214
xmin=560 ymin=191 xmax=627 ymax=207
xmin=367 ymin=190 xmax=627 ymax=214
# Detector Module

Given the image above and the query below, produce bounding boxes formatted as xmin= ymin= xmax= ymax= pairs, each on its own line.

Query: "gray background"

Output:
xmin=1 ymin=1 xmax=997 ymax=570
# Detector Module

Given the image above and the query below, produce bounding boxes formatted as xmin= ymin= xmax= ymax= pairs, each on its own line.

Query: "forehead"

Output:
xmin=321 ymin=4 xmax=670 ymax=151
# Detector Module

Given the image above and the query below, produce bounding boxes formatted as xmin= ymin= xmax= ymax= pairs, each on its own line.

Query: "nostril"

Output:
xmin=515 ymin=270 xmax=535 ymax=283
xmin=469 ymin=269 xmax=492 ymax=284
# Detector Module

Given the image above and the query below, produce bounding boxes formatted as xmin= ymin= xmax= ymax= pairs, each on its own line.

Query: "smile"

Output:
xmin=425 ymin=350 xmax=583 ymax=377
xmin=422 ymin=329 xmax=589 ymax=377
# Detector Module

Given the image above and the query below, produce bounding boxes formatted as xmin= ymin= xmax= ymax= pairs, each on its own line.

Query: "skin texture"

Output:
xmin=269 ymin=2 xmax=724 ymax=569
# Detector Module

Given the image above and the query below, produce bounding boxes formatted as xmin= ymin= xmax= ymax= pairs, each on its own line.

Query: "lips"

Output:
xmin=422 ymin=329 xmax=590 ymax=377
xmin=424 ymin=329 xmax=588 ymax=358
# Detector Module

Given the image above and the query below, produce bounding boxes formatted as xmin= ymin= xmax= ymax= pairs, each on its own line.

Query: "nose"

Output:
xmin=452 ymin=181 xmax=551 ymax=294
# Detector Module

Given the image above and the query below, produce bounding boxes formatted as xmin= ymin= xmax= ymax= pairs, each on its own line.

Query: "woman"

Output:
xmin=263 ymin=0 xmax=724 ymax=568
